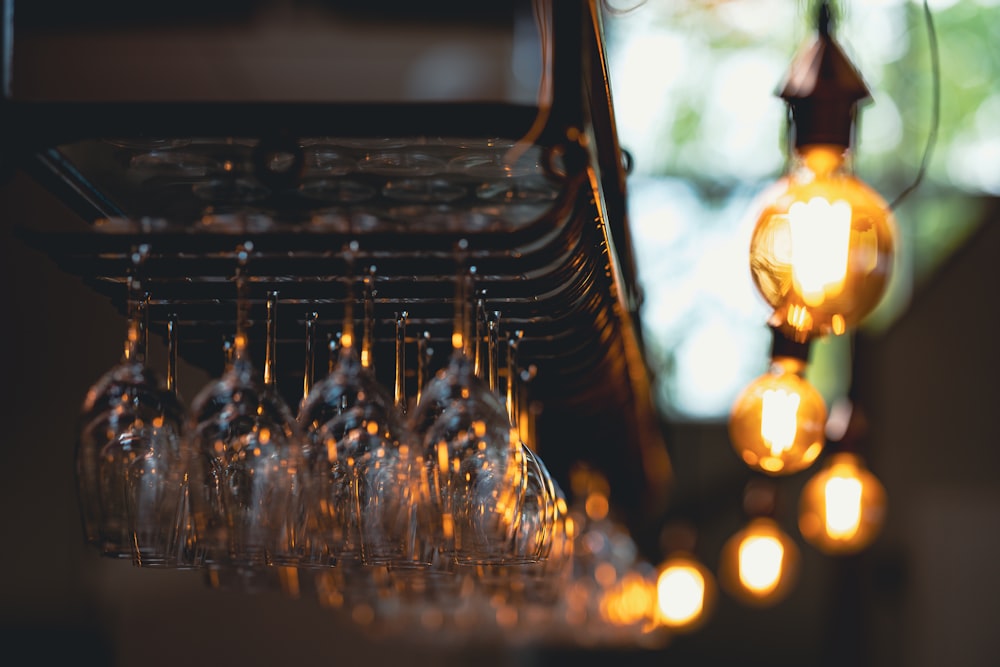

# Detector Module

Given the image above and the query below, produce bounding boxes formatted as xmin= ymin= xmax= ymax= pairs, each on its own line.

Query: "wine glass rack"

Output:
xmin=4 ymin=0 xmax=670 ymax=536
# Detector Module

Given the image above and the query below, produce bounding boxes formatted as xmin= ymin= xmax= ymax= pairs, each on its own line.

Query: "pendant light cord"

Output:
xmin=888 ymin=0 xmax=940 ymax=211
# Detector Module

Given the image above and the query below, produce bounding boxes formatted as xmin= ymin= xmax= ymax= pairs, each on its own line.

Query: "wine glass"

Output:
xmin=156 ymin=313 xmax=204 ymax=569
xmin=77 ymin=246 xmax=187 ymax=565
xmin=299 ymin=254 xmax=429 ymax=568
xmin=410 ymin=255 xmax=525 ymax=565
xmin=501 ymin=327 xmax=556 ymax=565
xmin=189 ymin=246 xmax=304 ymax=568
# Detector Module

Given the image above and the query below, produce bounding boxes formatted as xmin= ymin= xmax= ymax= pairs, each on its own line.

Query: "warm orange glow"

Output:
xmin=824 ymin=476 xmax=862 ymax=539
xmin=436 ymin=441 xmax=449 ymax=476
xmin=585 ymin=493 xmax=610 ymax=522
xmin=441 ymin=512 xmax=454 ymax=540
xmin=655 ymin=555 xmax=714 ymax=631
xmin=738 ymin=535 xmax=784 ymax=595
xmin=730 ymin=357 xmax=826 ymax=476
xmin=277 ymin=566 xmax=300 ymax=599
xmin=760 ymin=388 xmax=800 ymax=457
xmin=595 ymin=562 xmax=618 ymax=588
xmin=351 ymin=604 xmax=375 ymax=626
xmin=124 ymin=323 xmax=139 ymax=360
xmin=749 ymin=144 xmax=896 ymax=341
xmin=719 ymin=518 xmax=799 ymax=607
xmin=788 ymin=196 xmax=852 ymax=305
xmin=799 ymin=452 xmax=887 ymax=554
xmin=600 ymin=571 xmax=657 ymax=627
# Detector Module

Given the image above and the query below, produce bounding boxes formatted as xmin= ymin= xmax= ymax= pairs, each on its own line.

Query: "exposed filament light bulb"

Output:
xmin=747 ymin=4 xmax=896 ymax=342
xmin=738 ymin=534 xmax=784 ymax=595
xmin=730 ymin=354 xmax=826 ymax=476
xmin=719 ymin=517 xmax=799 ymax=607
xmin=760 ymin=388 xmax=800 ymax=457
xmin=655 ymin=553 xmax=714 ymax=631
xmin=749 ymin=146 xmax=895 ymax=341
xmin=799 ymin=452 xmax=887 ymax=554
xmin=788 ymin=196 xmax=852 ymax=306
xmin=824 ymin=475 xmax=863 ymax=539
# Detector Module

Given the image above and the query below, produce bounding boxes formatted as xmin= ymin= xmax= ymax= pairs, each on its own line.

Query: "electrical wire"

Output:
xmin=888 ymin=0 xmax=940 ymax=211
xmin=505 ymin=0 xmax=553 ymax=168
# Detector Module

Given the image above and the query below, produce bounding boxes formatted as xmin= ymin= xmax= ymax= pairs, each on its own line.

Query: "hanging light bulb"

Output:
xmin=799 ymin=451 xmax=887 ymax=555
xmin=729 ymin=331 xmax=826 ymax=475
xmin=719 ymin=517 xmax=799 ymax=608
xmin=655 ymin=553 xmax=715 ymax=632
xmin=748 ymin=2 xmax=895 ymax=342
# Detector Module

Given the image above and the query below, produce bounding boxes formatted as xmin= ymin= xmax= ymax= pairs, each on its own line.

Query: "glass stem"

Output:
xmin=264 ymin=291 xmax=279 ymax=390
xmin=223 ymin=335 xmax=235 ymax=372
xmin=302 ymin=312 xmax=317 ymax=405
xmin=131 ymin=290 xmax=147 ymax=364
xmin=167 ymin=313 xmax=179 ymax=397
xmin=342 ymin=242 xmax=357 ymax=353
xmin=488 ymin=311 xmax=501 ymax=394
xmin=362 ymin=265 xmax=376 ymax=371
xmin=394 ymin=311 xmax=408 ymax=414
xmin=140 ymin=291 xmax=150 ymax=365
xmin=416 ymin=331 xmax=432 ymax=406
xmin=452 ymin=269 xmax=476 ymax=359
xmin=474 ymin=297 xmax=485 ymax=377
xmin=234 ymin=242 xmax=252 ymax=364
xmin=327 ymin=333 xmax=340 ymax=375
xmin=124 ymin=244 xmax=149 ymax=363
xmin=506 ymin=331 xmax=523 ymax=430
xmin=451 ymin=239 xmax=471 ymax=357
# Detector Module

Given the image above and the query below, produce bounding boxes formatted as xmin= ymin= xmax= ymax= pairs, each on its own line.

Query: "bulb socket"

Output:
xmin=778 ymin=14 xmax=870 ymax=149
xmin=770 ymin=327 xmax=811 ymax=363
xmin=788 ymin=101 xmax=857 ymax=149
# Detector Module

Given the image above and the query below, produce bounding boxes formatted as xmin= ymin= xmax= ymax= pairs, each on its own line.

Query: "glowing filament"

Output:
xmin=656 ymin=566 xmax=705 ymax=626
xmin=761 ymin=389 xmax=800 ymax=456
xmin=824 ymin=475 xmax=863 ymax=540
xmin=788 ymin=197 xmax=852 ymax=306
xmin=738 ymin=536 xmax=784 ymax=595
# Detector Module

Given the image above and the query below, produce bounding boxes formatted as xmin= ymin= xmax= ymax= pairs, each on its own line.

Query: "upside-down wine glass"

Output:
xmin=410 ymin=246 xmax=526 ymax=565
xmin=299 ymin=249 xmax=428 ymax=568
xmin=161 ymin=313 xmax=204 ymax=569
xmin=501 ymin=323 xmax=555 ymax=565
xmin=189 ymin=245 xmax=304 ymax=568
xmin=77 ymin=245 xmax=186 ymax=565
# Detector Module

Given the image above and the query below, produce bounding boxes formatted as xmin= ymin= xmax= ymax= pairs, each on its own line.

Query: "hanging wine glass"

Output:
xmin=160 ymin=313 xmax=203 ymax=569
xmin=189 ymin=245 xmax=304 ymax=568
xmin=502 ymin=326 xmax=556 ymax=564
xmin=299 ymin=251 xmax=428 ymax=567
xmin=410 ymin=246 xmax=526 ymax=565
xmin=77 ymin=245 xmax=187 ymax=565
xmin=364 ymin=310 xmax=435 ymax=569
